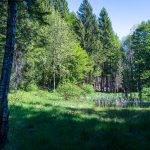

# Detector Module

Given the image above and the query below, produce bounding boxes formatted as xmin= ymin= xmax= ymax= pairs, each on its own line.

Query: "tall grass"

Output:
xmin=5 ymin=90 xmax=150 ymax=150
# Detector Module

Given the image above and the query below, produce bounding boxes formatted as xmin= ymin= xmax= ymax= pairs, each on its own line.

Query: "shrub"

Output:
xmin=57 ymin=82 xmax=83 ymax=100
xmin=142 ymin=88 xmax=150 ymax=98
xmin=81 ymin=84 xmax=95 ymax=94
xmin=25 ymin=83 xmax=39 ymax=92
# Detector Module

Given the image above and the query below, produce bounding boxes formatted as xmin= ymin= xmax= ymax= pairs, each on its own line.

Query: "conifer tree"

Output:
xmin=74 ymin=16 xmax=85 ymax=48
xmin=98 ymin=7 xmax=121 ymax=92
xmin=77 ymin=0 xmax=99 ymax=53
xmin=52 ymin=0 xmax=69 ymax=18
xmin=75 ymin=0 xmax=103 ymax=83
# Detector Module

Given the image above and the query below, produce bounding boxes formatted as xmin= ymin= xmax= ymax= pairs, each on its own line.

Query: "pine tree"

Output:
xmin=74 ymin=16 xmax=85 ymax=48
xmin=98 ymin=7 xmax=121 ymax=92
xmin=75 ymin=0 xmax=104 ymax=83
xmin=77 ymin=0 xmax=99 ymax=53
xmin=52 ymin=0 xmax=69 ymax=18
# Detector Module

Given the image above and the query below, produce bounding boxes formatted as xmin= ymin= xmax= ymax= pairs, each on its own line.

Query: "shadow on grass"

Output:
xmin=6 ymin=104 xmax=150 ymax=150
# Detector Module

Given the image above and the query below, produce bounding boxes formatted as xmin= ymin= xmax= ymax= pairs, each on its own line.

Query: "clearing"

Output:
xmin=6 ymin=90 xmax=150 ymax=150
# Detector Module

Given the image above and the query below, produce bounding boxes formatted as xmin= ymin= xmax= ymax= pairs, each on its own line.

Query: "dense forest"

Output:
xmin=0 ymin=0 xmax=150 ymax=149
xmin=1 ymin=0 xmax=150 ymax=93
xmin=0 ymin=0 xmax=122 ymax=92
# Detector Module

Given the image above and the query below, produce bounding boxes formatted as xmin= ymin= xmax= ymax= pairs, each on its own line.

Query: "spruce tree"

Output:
xmin=74 ymin=16 xmax=85 ymax=48
xmin=76 ymin=0 xmax=103 ymax=83
xmin=52 ymin=0 xmax=69 ymax=18
xmin=98 ymin=7 xmax=121 ymax=92
xmin=77 ymin=0 xmax=99 ymax=53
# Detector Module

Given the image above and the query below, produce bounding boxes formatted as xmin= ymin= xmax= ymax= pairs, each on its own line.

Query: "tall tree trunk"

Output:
xmin=0 ymin=0 xmax=17 ymax=148
xmin=137 ymin=65 xmax=142 ymax=100
xmin=106 ymin=75 xmax=108 ymax=92
xmin=11 ymin=47 xmax=23 ymax=90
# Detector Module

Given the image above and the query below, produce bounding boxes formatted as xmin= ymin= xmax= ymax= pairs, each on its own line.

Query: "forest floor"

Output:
xmin=6 ymin=90 xmax=150 ymax=150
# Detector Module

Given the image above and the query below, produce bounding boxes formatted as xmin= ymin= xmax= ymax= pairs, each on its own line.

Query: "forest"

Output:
xmin=0 ymin=0 xmax=150 ymax=149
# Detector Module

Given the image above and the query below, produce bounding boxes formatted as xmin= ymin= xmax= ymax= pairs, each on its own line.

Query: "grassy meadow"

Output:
xmin=5 ymin=90 xmax=150 ymax=150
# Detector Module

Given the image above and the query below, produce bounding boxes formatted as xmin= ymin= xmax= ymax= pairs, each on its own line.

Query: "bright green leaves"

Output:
xmin=132 ymin=21 xmax=150 ymax=85
xmin=122 ymin=21 xmax=150 ymax=92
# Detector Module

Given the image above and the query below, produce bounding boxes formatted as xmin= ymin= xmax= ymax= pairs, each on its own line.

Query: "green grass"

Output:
xmin=6 ymin=90 xmax=150 ymax=150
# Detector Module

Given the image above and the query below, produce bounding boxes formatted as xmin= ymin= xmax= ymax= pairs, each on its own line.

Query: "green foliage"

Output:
xmin=99 ymin=7 xmax=118 ymax=61
xmin=75 ymin=0 xmax=105 ymax=83
xmin=0 ymin=0 xmax=122 ymax=92
xmin=57 ymin=82 xmax=83 ymax=100
xmin=9 ymin=7 xmax=92 ymax=90
xmin=132 ymin=21 xmax=150 ymax=87
xmin=4 ymin=0 xmax=149 ymax=95
xmin=98 ymin=7 xmax=122 ymax=92
xmin=3 ymin=1 xmax=150 ymax=149
xmin=77 ymin=0 xmax=103 ymax=55
xmin=123 ymin=21 xmax=150 ymax=93
xmin=80 ymin=84 xmax=95 ymax=94
xmin=75 ymin=4 xmax=122 ymax=89
xmin=52 ymin=0 xmax=69 ymax=18
xmin=25 ymin=83 xmax=39 ymax=92
xmin=68 ymin=44 xmax=93 ymax=82
xmin=142 ymin=88 xmax=150 ymax=98
xmin=35 ymin=11 xmax=92 ymax=87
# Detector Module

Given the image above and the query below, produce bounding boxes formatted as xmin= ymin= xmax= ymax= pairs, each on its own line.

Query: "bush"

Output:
xmin=25 ymin=83 xmax=39 ymax=92
xmin=57 ymin=82 xmax=83 ymax=100
xmin=81 ymin=84 xmax=95 ymax=94
xmin=142 ymin=88 xmax=150 ymax=97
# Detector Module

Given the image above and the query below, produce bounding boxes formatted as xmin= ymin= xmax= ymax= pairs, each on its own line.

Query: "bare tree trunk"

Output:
xmin=0 ymin=0 xmax=17 ymax=148
xmin=12 ymin=48 xmax=23 ymax=90
xmin=106 ymin=75 xmax=108 ymax=92
xmin=137 ymin=65 xmax=142 ymax=100
xmin=53 ymin=49 xmax=56 ymax=92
